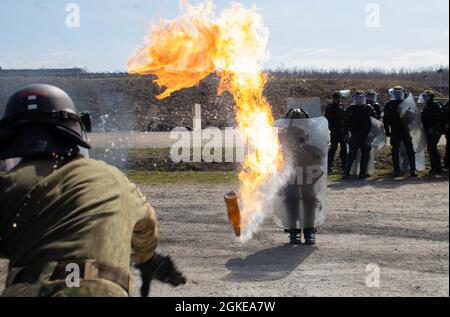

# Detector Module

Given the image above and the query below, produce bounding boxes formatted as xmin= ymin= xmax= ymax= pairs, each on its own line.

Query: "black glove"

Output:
xmin=137 ymin=253 xmax=187 ymax=297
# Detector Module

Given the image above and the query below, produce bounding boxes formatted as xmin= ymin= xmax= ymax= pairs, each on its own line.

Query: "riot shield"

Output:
xmin=350 ymin=117 xmax=386 ymax=176
xmin=273 ymin=117 xmax=329 ymax=230
xmin=366 ymin=117 xmax=387 ymax=150
xmin=350 ymin=148 xmax=376 ymax=176
xmin=398 ymin=94 xmax=427 ymax=171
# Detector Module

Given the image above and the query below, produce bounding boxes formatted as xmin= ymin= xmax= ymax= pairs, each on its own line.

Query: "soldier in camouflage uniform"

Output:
xmin=0 ymin=84 xmax=185 ymax=297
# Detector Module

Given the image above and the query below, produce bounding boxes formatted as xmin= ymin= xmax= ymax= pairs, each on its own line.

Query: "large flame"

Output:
xmin=128 ymin=0 xmax=283 ymax=241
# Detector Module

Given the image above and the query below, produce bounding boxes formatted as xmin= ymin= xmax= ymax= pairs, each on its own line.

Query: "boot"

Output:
xmin=303 ymin=228 xmax=316 ymax=246
xmin=392 ymin=171 xmax=401 ymax=178
xmin=286 ymin=229 xmax=302 ymax=245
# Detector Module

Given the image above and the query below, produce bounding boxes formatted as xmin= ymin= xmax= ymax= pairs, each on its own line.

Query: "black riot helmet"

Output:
xmin=285 ymin=108 xmax=310 ymax=120
xmin=332 ymin=91 xmax=341 ymax=102
xmin=0 ymin=84 xmax=92 ymax=160
xmin=366 ymin=90 xmax=378 ymax=104
xmin=352 ymin=90 xmax=367 ymax=106
xmin=418 ymin=90 xmax=435 ymax=104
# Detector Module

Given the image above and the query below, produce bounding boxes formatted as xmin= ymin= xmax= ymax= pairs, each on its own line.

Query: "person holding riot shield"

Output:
xmin=325 ymin=91 xmax=348 ymax=174
xmin=419 ymin=90 xmax=445 ymax=176
xmin=342 ymin=91 xmax=376 ymax=180
xmin=383 ymin=86 xmax=418 ymax=178
xmin=274 ymin=109 xmax=328 ymax=246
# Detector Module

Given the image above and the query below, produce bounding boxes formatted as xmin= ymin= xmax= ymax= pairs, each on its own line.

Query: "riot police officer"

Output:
xmin=0 ymin=84 xmax=185 ymax=297
xmin=366 ymin=90 xmax=382 ymax=120
xmin=325 ymin=92 xmax=347 ymax=174
xmin=419 ymin=90 xmax=445 ymax=175
xmin=383 ymin=86 xmax=418 ymax=178
xmin=342 ymin=91 xmax=376 ymax=180
xmin=277 ymin=109 xmax=325 ymax=246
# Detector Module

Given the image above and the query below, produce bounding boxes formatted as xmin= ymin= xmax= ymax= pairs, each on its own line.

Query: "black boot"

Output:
xmin=286 ymin=229 xmax=302 ymax=245
xmin=392 ymin=171 xmax=401 ymax=178
xmin=410 ymin=171 xmax=418 ymax=178
xmin=303 ymin=228 xmax=316 ymax=246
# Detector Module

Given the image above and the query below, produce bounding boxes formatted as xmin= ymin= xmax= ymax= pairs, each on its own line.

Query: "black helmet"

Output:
xmin=422 ymin=90 xmax=435 ymax=99
xmin=332 ymin=91 xmax=341 ymax=100
xmin=352 ymin=90 xmax=367 ymax=105
xmin=390 ymin=86 xmax=406 ymax=101
xmin=418 ymin=90 xmax=436 ymax=104
xmin=285 ymin=108 xmax=310 ymax=119
xmin=0 ymin=84 xmax=92 ymax=160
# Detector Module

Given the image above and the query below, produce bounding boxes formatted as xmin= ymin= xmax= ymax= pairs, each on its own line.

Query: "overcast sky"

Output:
xmin=0 ymin=0 xmax=448 ymax=71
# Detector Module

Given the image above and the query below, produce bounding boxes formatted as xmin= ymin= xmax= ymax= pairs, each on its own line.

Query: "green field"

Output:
xmin=107 ymin=146 xmax=448 ymax=184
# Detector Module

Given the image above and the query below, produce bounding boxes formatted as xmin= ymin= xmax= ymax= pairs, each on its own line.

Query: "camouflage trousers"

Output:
xmin=2 ymin=262 xmax=129 ymax=297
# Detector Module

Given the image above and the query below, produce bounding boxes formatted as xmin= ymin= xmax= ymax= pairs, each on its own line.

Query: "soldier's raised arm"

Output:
xmin=129 ymin=184 xmax=159 ymax=264
xmin=126 ymin=182 xmax=186 ymax=297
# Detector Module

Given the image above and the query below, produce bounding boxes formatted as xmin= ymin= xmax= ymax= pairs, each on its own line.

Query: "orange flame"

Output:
xmin=128 ymin=0 xmax=283 ymax=241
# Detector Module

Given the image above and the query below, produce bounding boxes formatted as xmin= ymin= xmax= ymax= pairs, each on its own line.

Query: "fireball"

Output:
xmin=128 ymin=0 xmax=283 ymax=241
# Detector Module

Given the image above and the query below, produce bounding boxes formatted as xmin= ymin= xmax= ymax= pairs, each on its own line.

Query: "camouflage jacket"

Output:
xmin=0 ymin=157 xmax=158 ymax=277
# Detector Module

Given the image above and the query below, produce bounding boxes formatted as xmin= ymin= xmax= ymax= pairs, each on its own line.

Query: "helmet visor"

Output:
xmin=353 ymin=95 xmax=366 ymax=105
xmin=339 ymin=90 xmax=351 ymax=98
xmin=391 ymin=89 xmax=405 ymax=101
xmin=366 ymin=92 xmax=377 ymax=103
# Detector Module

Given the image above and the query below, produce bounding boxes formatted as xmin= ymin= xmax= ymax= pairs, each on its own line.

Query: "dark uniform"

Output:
xmin=383 ymin=100 xmax=417 ymax=175
xmin=422 ymin=98 xmax=445 ymax=174
xmin=343 ymin=103 xmax=376 ymax=178
xmin=325 ymin=101 xmax=347 ymax=173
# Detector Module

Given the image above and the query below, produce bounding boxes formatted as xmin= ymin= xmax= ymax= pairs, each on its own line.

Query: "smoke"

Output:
xmin=239 ymin=145 xmax=295 ymax=243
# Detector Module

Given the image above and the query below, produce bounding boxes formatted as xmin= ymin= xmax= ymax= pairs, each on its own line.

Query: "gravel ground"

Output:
xmin=1 ymin=177 xmax=448 ymax=297
xmin=138 ymin=177 xmax=449 ymax=297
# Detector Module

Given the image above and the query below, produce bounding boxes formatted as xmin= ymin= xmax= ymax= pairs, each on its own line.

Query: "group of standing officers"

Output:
xmin=326 ymin=87 xmax=449 ymax=179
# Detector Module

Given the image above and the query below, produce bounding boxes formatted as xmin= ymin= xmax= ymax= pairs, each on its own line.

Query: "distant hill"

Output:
xmin=0 ymin=68 xmax=88 ymax=76
xmin=0 ymin=70 xmax=448 ymax=132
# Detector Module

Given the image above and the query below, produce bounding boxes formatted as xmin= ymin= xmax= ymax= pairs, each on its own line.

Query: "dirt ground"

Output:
xmin=0 ymin=177 xmax=448 ymax=297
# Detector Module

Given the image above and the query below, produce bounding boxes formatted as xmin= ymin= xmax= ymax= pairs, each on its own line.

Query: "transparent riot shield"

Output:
xmin=273 ymin=117 xmax=329 ymax=230
xmin=398 ymin=94 xmax=427 ymax=171
xmin=350 ymin=148 xmax=376 ymax=176
xmin=367 ymin=117 xmax=388 ymax=150
xmin=350 ymin=117 xmax=387 ymax=176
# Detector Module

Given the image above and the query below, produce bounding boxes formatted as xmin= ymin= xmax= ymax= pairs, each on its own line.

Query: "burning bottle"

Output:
xmin=224 ymin=192 xmax=242 ymax=237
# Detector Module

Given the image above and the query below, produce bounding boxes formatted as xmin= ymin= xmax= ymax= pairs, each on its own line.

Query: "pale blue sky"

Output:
xmin=0 ymin=0 xmax=448 ymax=71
